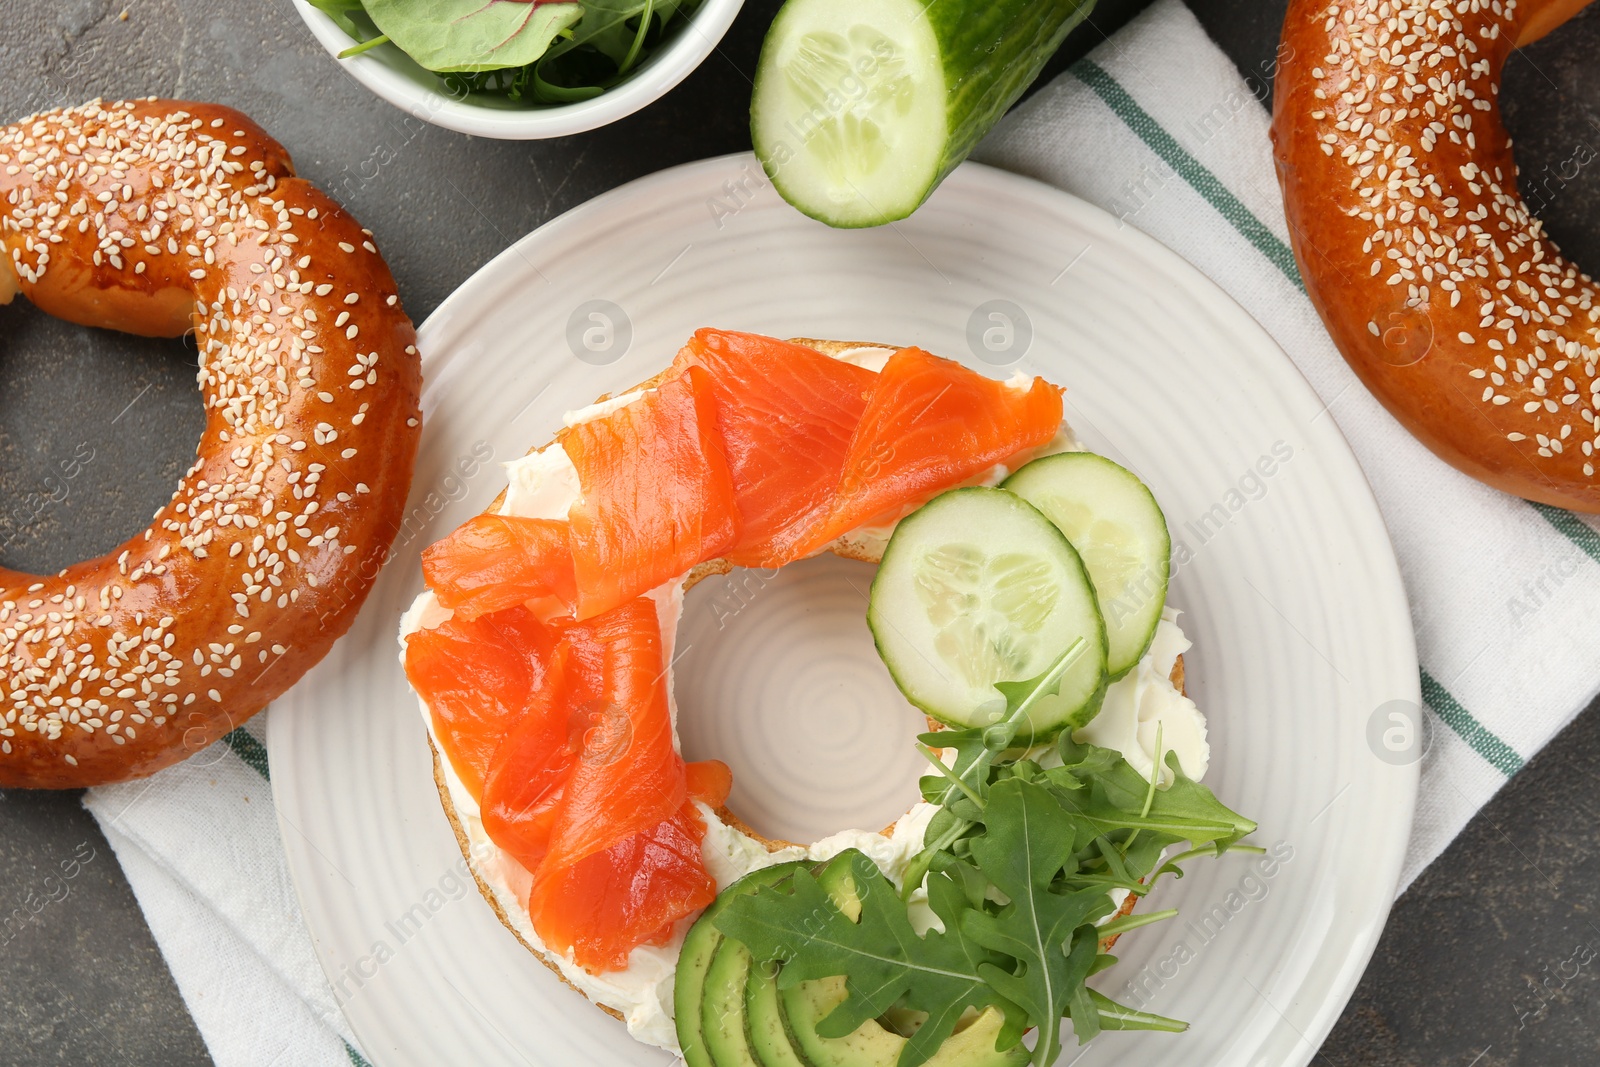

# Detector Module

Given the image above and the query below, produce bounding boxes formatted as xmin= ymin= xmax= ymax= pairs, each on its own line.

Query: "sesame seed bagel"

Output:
xmin=407 ymin=338 xmax=1167 ymax=1030
xmin=0 ymin=99 xmax=422 ymax=788
xmin=1272 ymin=0 xmax=1600 ymax=510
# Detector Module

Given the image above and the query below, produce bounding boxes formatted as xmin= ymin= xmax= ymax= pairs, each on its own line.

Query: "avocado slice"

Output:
xmin=779 ymin=852 xmax=1028 ymax=1067
xmin=815 ymin=853 xmax=863 ymax=920
xmin=703 ymin=938 xmax=765 ymax=1067
xmin=746 ymin=957 xmax=814 ymax=1067
xmin=742 ymin=853 xmax=865 ymax=1067
xmin=677 ymin=861 xmax=807 ymax=1067
xmin=783 ymin=978 xmax=1027 ymax=1067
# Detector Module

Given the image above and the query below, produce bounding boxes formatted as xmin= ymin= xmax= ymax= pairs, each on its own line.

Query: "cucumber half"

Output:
xmin=1002 ymin=453 xmax=1171 ymax=679
xmin=868 ymin=487 xmax=1108 ymax=737
xmin=751 ymin=0 xmax=1098 ymax=227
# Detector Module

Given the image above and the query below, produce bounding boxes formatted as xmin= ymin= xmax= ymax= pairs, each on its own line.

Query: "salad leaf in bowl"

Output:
xmin=298 ymin=0 xmax=739 ymax=137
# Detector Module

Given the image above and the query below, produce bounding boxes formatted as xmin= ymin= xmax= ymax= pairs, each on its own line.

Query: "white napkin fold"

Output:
xmin=80 ymin=2 xmax=1600 ymax=1063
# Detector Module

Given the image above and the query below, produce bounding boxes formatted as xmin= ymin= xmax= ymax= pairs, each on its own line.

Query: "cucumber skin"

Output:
xmin=931 ymin=0 xmax=1098 ymax=199
xmin=753 ymin=0 xmax=1100 ymax=227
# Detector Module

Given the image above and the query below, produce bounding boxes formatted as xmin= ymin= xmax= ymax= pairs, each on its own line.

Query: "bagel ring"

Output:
xmin=0 ymin=99 xmax=422 ymax=788
xmin=1273 ymin=0 xmax=1600 ymax=510
xmin=402 ymin=337 xmax=1193 ymax=1041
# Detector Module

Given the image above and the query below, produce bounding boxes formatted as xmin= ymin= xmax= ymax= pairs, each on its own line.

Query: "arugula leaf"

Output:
xmin=960 ymin=778 xmax=1118 ymax=1066
xmin=690 ymin=613 xmax=1258 ymax=1065
xmin=916 ymin=726 xmax=989 ymax=806
xmin=1046 ymin=746 xmax=1256 ymax=854
xmin=901 ymin=640 xmax=1088 ymax=897
xmin=364 ymin=0 xmax=585 ymax=73
xmin=988 ymin=635 xmax=1095 ymax=748
xmin=1048 ymin=733 xmax=1121 ymax=787
xmin=1086 ymin=988 xmax=1188 ymax=1033
xmin=715 ymin=850 xmax=1018 ymax=1067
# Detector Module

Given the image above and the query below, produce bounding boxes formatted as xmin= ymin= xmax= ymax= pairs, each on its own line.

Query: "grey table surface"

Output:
xmin=2 ymin=1 xmax=1599 ymax=1064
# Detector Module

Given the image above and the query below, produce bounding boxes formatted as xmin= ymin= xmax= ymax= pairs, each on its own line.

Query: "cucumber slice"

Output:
xmin=1002 ymin=453 xmax=1171 ymax=679
xmin=751 ymin=0 xmax=1097 ymax=227
xmin=678 ymin=862 xmax=808 ymax=1067
xmin=868 ymin=487 xmax=1107 ymax=737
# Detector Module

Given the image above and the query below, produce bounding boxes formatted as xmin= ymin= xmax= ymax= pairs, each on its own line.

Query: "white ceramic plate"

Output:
xmin=270 ymin=155 xmax=1419 ymax=1067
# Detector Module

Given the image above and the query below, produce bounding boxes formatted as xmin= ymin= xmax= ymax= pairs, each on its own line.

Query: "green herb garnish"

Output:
xmin=961 ymin=776 xmax=1119 ymax=1063
xmin=900 ymin=639 xmax=1091 ymax=900
xmin=718 ymin=852 xmax=1020 ymax=1067
xmin=702 ymin=632 xmax=1258 ymax=1067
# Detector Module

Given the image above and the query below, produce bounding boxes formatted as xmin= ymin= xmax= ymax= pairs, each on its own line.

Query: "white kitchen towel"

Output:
xmin=84 ymin=723 xmax=370 ymax=1067
xmin=77 ymin=2 xmax=1600 ymax=1065
xmin=974 ymin=0 xmax=1600 ymax=888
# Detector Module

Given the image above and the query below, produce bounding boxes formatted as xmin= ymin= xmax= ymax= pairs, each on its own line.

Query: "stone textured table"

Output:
xmin=1 ymin=0 xmax=1598 ymax=1063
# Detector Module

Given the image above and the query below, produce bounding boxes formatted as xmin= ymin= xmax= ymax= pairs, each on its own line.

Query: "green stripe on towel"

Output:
xmin=1420 ymin=670 xmax=1524 ymax=777
xmin=1070 ymin=58 xmax=1305 ymax=291
xmin=1531 ymin=501 xmax=1600 ymax=568
xmin=223 ymin=726 xmax=271 ymax=781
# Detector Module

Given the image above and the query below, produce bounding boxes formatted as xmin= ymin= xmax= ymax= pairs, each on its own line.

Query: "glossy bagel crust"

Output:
xmin=0 ymin=99 xmax=422 ymax=788
xmin=1272 ymin=0 xmax=1600 ymax=510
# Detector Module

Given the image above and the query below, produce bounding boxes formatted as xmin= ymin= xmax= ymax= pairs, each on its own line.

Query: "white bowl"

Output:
xmin=292 ymin=0 xmax=745 ymax=139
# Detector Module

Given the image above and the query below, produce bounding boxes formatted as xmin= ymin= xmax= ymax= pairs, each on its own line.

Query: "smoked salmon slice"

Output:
xmin=538 ymin=598 xmax=688 ymax=874
xmin=404 ymin=606 xmax=557 ymax=798
xmin=787 ymin=348 xmax=1064 ymax=558
xmin=526 ymin=802 xmax=716 ymax=974
xmin=564 ymin=367 xmax=740 ymax=619
xmin=421 ymin=514 xmax=577 ymax=622
xmin=673 ymin=329 xmax=875 ymax=567
xmin=480 ymin=645 xmax=576 ymax=875
xmin=520 ymin=598 xmax=718 ymax=973
xmin=479 ymin=631 xmax=731 ymax=880
xmin=409 ymin=333 xmax=1069 ymax=976
xmin=685 ymin=758 xmax=733 ymax=809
